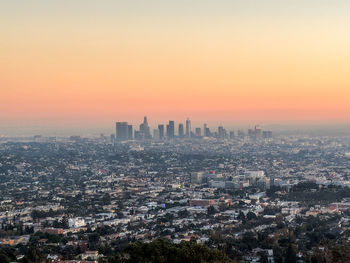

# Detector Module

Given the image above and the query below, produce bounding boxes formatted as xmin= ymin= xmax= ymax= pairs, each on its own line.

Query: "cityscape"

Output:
xmin=1 ymin=119 xmax=350 ymax=262
xmin=114 ymin=117 xmax=272 ymax=142
xmin=2 ymin=0 xmax=350 ymax=263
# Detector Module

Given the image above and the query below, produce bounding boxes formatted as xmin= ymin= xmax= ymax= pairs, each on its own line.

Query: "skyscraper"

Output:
xmin=139 ymin=116 xmax=150 ymax=139
xmin=255 ymin=125 xmax=262 ymax=139
xmin=153 ymin=129 xmax=160 ymax=140
xmin=262 ymin=131 xmax=272 ymax=139
xmin=218 ymin=126 xmax=227 ymax=139
xmin=185 ymin=118 xmax=191 ymax=138
xmin=128 ymin=125 xmax=133 ymax=140
xmin=166 ymin=121 xmax=175 ymax=139
xmin=116 ymin=122 xmax=129 ymax=141
xmin=195 ymin=127 xmax=201 ymax=137
xmin=178 ymin=123 xmax=184 ymax=138
xmin=158 ymin=124 xmax=164 ymax=140
xmin=218 ymin=126 xmax=224 ymax=139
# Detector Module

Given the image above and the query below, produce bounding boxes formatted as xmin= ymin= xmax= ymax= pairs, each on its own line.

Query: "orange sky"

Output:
xmin=1 ymin=1 xmax=350 ymax=133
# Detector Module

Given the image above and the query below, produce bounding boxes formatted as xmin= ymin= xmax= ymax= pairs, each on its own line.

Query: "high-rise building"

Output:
xmin=254 ymin=125 xmax=262 ymax=139
xmin=166 ymin=121 xmax=175 ymax=139
xmin=153 ymin=129 xmax=160 ymax=140
xmin=190 ymin=172 xmax=208 ymax=184
xmin=195 ymin=127 xmax=201 ymax=137
xmin=158 ymin=124 xmax=164 ymax=140
xmin=128 ymin=125 xmax=133 ymax=140
xmin=185 ymin=118 xmax=191 ymax=137
xmin=248 ymin=125 xmax=262 ymax=139
xmin=248 ymin=129 xmax=255 ymax=137
xmin=204 ymin=126 xmax=211 ymax=137
xmin=134 ymin=130 xmax=141 ymax=140
xmin=178 ymin=123 xmax=184 ymax=138
xmin=229 ymin=131 xmax=235 ymax=139
xmin=116 ymin=122 xmax=129 ymax=141
xmin=262 ymin=131 xmax=273 ymax=139
xmin=139 ymin=116 xmax=150 ymax=140
xmin=218 ymin=126 xmax=227 ymax=139
xmin=203 ymin=124 xmax=208 ymax=137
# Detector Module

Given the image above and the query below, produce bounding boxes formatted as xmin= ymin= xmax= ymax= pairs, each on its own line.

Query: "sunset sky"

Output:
xmin=1 ymin=1 xmax=350 ymax=135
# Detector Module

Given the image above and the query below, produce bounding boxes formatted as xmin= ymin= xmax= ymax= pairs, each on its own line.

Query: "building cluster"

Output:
xmin=115 ymin=117 xmax=272 ymax=142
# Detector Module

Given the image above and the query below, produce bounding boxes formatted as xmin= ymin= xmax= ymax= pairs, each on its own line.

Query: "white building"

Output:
xmin=68 ymin=217 xmax=86 ymax=228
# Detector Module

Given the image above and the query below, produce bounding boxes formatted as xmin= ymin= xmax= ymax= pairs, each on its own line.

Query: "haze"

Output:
xmin=1 ymin=0 xmax=350 ymax=135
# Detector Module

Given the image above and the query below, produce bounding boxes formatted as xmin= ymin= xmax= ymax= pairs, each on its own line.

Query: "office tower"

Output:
xmin=158 ymin=124 xmax=164 ymax=140
xmin=229 ymin=131 xmax=235 ymax=139
xmin=178 ymin=123 xmax=184 ymax=138
xmin=195 ymin=127 xmax=201 ymax=137
xmin=263 ymin=131 xmax=273 ymax=139
xmin=128 ymin=125 xmax=133 ymax=140
xmin=218 ymin=126 xmax=227 ymax=139
xmin=116 ymin=122 xmax=129 ymax=141
xmin=205 ymin=127 xmax=211 ymax=137
xmin=185 ymin=118 xmax=191 ymax=137
xmin=134 ymin=130 xmax=141 ymax=140
xmin=218 ymin=126 xmax=223 ymax=138
xmin=139 ymin=116 xmax=150 ymax=139
xmin=190 ymin=172 xmax=205 ymax=184
xmin=254 ymin=125 xmax=262 ymax=139
xmin=248 ymin=125 xmax=262 ymax=139
xmin=166 ymin=121 xmax=175 ymax=139
xmin=248 ymin=129 xmax=255 ymax=138
xmin=153 ymin=129 xmax=160 ymax=140
xmin=203 ymin=124 xmax=208 ymax=136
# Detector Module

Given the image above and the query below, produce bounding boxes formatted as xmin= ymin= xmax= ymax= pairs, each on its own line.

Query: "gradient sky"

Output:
xmin=1 ymin=1 xmax=350 ymax=135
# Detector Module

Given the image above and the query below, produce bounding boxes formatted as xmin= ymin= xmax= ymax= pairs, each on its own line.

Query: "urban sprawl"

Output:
xmin=1 ymin=118 xmax=350 ymax=263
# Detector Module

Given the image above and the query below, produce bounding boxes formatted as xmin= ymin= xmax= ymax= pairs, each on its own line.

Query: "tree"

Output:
xmin=88 ymin=233 xmax=100 ymax=250
xmin=106 ymin=238 xmax=232 ymax=263
xmin=246 ymin=212 xmax=257 ymax=220
xmin=207 ymin=206 xmax=217 ymax=216
xmin=284 ymin=244 xmax=297 ymax=263
xmin=0 ymin=252 xmax=10 ymax=263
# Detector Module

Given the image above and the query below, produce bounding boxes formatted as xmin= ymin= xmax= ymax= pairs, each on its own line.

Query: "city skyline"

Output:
xmin=1 ymin=119 xmax=350 ymax=137
xmin=2 ymin=2 xmax=350 ymax=262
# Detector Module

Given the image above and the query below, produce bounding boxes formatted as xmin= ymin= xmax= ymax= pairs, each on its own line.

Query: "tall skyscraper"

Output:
xmin=204 ymin=126 xmax=211 ymax=137
xmin=254 ymin=125 xmax=262 ymax=139
xmin=166 ymin=121 xmax=175 ymax=139
xmin=248 ymin=125 xmax=262 ymax=140
xmin=218 ymin=126 xmax=227 ymax=139
xmin=128 ymin=125 xmax=133 ymax=140
xmin=158 ymin=124 xmax=164 ymax=140
xmin=178 ymin=123 xmax=184 ymax=138
xmin=185 ymin=118 xmax=191 ymax=137
xmin=218 ymin=126 xmax=224 ymax=139
xmin=116 ymin=122 xmax=129 ymax=141
xmin=139 ymin=116 xmax=150 ymax=139
xmin=153 ymin=129 xmax=160 ymax=140
xmin=203 ymin=124 xmax=207 ymax=137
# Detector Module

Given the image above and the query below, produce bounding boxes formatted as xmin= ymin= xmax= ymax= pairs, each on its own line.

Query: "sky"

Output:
xmin=1 ymin=1 xmax=350 ymax=135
